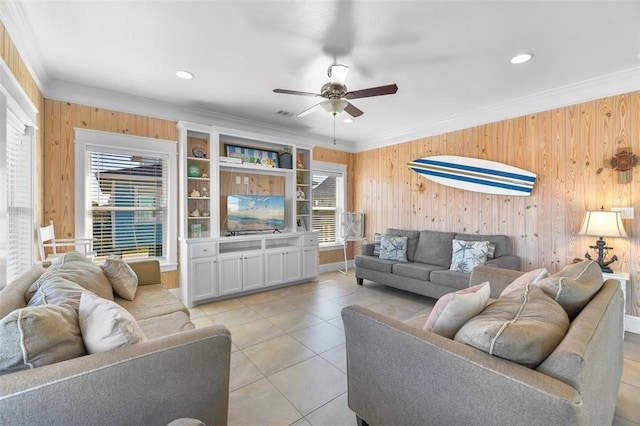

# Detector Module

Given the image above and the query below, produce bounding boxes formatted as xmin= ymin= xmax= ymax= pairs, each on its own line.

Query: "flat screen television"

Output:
xmin=226 ymin=194 xmax=286 ymax=233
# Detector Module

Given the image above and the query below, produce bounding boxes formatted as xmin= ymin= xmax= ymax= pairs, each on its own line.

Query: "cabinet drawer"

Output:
xmin=191 ymin=242 xmax=216 ymax=258
xmin=301 ymin=234 xmax=318 ymax=246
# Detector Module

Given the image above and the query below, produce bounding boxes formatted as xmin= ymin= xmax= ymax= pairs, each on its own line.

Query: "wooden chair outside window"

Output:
xmin=37 ymin=220 xmax=95 ymax=262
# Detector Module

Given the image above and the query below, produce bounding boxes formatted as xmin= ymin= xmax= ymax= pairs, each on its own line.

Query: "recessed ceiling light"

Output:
xmin=343 ymin=118 xmax=354 ymax=124
xmin=176 ymin=70 xmax=194 ymax=80
xmin=510 ymin=53 xmax=534 ymax=65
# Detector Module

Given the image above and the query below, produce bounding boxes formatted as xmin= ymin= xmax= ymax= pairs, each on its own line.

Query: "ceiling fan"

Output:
xmin=273 ymin=64 xmax=398 ymax=118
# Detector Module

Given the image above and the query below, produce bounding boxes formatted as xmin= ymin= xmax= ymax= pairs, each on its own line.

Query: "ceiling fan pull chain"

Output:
xmin=333 ymin=115 xmax=337 ymax=145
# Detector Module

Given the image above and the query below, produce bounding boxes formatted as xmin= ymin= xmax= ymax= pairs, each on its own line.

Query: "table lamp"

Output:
xmin=578 ymin=207 xmax=628 ymax=273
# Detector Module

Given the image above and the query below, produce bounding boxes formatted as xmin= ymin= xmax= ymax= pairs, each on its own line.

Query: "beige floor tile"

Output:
xmin=305 ymin=392 xmax=354 ymax=426
xmin=267 ymin=309 xmax=324 ymax=333
xmin=290 ymin=418 xmax=312 ymax=426
xmin=243 ymin=334 xmax=315 ymax=376
xmin=385 ymin=295 xmax=434 ymax=312
xmin=187 ymin=307 xmax=206 ymax=319
xmin=313 ymin=285 xmax=357 ymax=300
xmin=229 ymin=350 xmax=264 ymax=391
xmin=190 ymin=315 xmax=215 ymax=329
xmin=283 ymin=292 xmax=330 ymax=308
xmin=304 ymin=301 xmax=346 ymax=321
xmin=320 ymin=344 xmax=346 ymax=373
xmin=403 ymin=312 xmax=430 ymax=329
xmin=269 ymin=356 xmax=347 ymax=416
xmin=623 ymin=332 xmax=640 ymax=362
xmin=200 ymin=298 xmax=246 ymax=316
xmin=365 ymin=301 xmax=416 ymax=321
xmin=327 ymin=316 xmax=344 ymax=330
xmin=229 ymin=319 xmax=285 ymax=349
xmin=249 ymin=299 xmax=298 ymax=317
xmin=621 ymin=358 xmax=640 ymax=387
xmin=332 ymin=292 xmax=382 ymax=308
xmin=290 ymin=322 xmax=345 ymax=353
xmin=236 ymin=290 xmax=279 ymax=306
xmin=210 ymin=306 xmax=264 ymax=327
xmin=615 ymin=381 xmax=640 ymax=424
xmin=228 ymin=378 xmax=302 ymax=426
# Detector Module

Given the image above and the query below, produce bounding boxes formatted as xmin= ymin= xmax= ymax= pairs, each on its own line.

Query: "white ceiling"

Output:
xmin=6 ymin=0 xmax=640 ymax=151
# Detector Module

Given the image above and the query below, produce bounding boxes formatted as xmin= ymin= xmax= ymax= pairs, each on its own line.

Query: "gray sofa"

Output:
xmin=0 ymin=253 xmax=231 ymax=426
xmin=355 ymin=229 xmax=520 ymax=299
xmin=342 ymin=264 xmax=624 ymax=426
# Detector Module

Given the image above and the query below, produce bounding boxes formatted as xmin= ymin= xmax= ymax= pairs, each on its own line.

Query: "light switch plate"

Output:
xmin=611 ymin=207 xmax=634 ymax=219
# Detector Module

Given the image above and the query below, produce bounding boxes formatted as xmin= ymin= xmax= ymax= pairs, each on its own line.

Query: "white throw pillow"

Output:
xmin=423 ymin=282 xmax=491 ymax=338
xmin=101 ymin=256 xmax=138 ymax=301
xmin=500 ymin=267 xmax=549 ymax=297
xmin=450 ymin=239 xmax=489 ymax=273
xmin=79 ymin=292 xmax=147 ymax=354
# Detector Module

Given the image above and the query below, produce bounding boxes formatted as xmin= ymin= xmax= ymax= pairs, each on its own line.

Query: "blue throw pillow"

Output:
xmin=379 ymin=235 xmax=408 ymax=262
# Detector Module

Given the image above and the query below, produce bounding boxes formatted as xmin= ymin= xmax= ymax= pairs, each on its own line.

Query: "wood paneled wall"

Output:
xmin=352 ymin=92 xmax=640 ymax=316
xmin=43 ymin=99 xmax=180 ymax=287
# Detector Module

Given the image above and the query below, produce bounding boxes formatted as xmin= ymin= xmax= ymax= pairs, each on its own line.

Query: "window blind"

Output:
xmin=312 ymin=172 xmax=342 ymax=244
xmin=87 ymin=149 xmax=168 ymax=260
xmin=6 ymin=110 xmax=31 ymax=282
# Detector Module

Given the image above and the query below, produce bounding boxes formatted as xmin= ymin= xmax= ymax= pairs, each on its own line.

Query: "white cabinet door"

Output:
xmin=284 ymin=248 xmax=301 ymax=281
xmin=242 ymin=252 xmax=264 ymax=290
xmin=302 ymin=246 xmax=319 ymax=278
xmin=265 ymin=250 xmax=285 ymax=286
xmin=191 ymin=257 xmax=218 ymax=300
xmin=218 ymin=254 xmax=243 ymax=295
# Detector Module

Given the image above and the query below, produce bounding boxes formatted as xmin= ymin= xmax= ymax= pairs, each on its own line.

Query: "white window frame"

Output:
xmin=311 ymin=161 xmax=347 ymax=250
xmin=0 ymin=59 xmax=37 ymax=289
xmin=74 ymin=129 xmax=178 ymax=272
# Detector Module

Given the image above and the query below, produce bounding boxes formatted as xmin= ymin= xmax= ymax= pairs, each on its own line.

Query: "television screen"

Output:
xmin=226 ymin=194 xmax=286 ymax=232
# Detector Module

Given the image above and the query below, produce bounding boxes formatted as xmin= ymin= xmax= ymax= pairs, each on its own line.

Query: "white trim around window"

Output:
xmin=311 ymin=160 xmax=347 ymax=249
xmin=74 ymin=128 xmax=178 ymax=272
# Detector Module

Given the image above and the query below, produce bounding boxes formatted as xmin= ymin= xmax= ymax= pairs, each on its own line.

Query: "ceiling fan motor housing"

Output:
xmin=321 ymin=83 xmax=347 ymax=99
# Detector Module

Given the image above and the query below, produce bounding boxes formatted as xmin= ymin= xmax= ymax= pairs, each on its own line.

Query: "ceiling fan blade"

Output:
xmin=345 ymin=84 xmax=398 ymax=99
xmin=296 ymin=102 xmax=323 ymax=117
xmin=328 ymin=64 xmax=349 ymax=86
xmin=344 ymin=102 xmax=364 ymax=118
xmin=273 ymin=88 xmax=322 ymax=97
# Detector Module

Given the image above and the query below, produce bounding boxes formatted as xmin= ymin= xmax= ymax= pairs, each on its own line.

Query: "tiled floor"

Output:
xmin=188 ymin=270 xmax=640 ymax=426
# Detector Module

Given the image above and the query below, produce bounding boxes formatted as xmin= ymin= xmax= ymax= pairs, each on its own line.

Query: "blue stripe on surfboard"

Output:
xmin=410 ymin=167 xmax=533 ymax=194
xmin=413 ymin=158 xmax=536 ymax=183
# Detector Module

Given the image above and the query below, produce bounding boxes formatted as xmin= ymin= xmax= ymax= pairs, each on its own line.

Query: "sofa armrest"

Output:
xmin=342 ymin=305 xmax=582 ymax=426
xmin=470 ymin=265 xmax=524 ymax=298
xmin=486 ymin=254 xmax=520 ymax=270
xmin=361 ymin=243 xmax=375 ymax=256
xmin=0 ymin=325 xmax=231 ymax=426
xmin=127 ymin=259 xmax=162 ymax=286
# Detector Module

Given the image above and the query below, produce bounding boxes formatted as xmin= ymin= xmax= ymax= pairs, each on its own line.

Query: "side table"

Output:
xmin=602 ymin=271 xmax=629 ymax=333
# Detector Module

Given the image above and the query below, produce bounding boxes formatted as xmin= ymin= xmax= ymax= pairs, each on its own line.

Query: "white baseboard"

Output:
xmin=626 ymin=314 xmax=640 ymax=335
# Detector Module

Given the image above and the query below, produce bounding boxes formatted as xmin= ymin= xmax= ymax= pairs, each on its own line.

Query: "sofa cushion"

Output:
xmin=101 ymin=256 xmax=138 ymax=301
xmin=450 ymin=239 xmax=489 ymax=273
xmin=455 ymin=233 xmax=511 ymax=258
xmin=0 ymin=304 xmax=86 ymax=374
xmin=413 ymin=231 xmax=457 ymax=267
xmin=115 ymin=284 xmax=189 ymax=321
xmin=392 ymin=262 xmax=446 ymax=281
xmin=455 ymin=284 xmax=569 ymax=368
xmin=385 ymin=229 xmax=420 ymax=261
xmin=27 ymin=276 xmax=86 ymax=311
xmin=27 ymin=251 xmax=114 ymax=302
xmin=354 ymin=255 xmax=395 ymax=274
xmin=429 ymin=270 xmax=474 ymax=291
xmin=500 ymin=267 xmax=548 ymax=297
xmin=379 ymin=235 xmax=408 ymax=262
xmin=423 ymin=282 xmax=491 ymax=338
xmin=138 ymin=311 xmax=196 ymax=340
xmin=535 ymin=260 xmax=603 ymax=319
xmin=79 ymin=292 xmax=147 ymax=354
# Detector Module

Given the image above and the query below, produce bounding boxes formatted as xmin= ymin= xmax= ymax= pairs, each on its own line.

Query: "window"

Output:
xmin=0 ymin=61 xmax=37 ymax=289
xmin=311 ymin=161 xmax=346 ymax=246
xmin=75 ymin=130 xmax=177 ymax=270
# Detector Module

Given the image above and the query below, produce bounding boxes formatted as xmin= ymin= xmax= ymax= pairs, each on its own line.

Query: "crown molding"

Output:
xmin=353 ymin=66 xmax=640 ymax=153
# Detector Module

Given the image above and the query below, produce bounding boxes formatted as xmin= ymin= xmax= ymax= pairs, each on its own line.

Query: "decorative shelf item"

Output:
xmin=187 ymin=164 xmax=201 ymax=177
xmin=191 ymin=146 xmax=207 ymax=158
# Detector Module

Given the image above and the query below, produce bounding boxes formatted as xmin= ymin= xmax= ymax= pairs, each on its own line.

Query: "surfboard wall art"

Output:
xmin=407 ymin=155 xmax=536 ymax=196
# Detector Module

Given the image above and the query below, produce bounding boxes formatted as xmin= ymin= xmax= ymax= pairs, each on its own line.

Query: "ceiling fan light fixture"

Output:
xmin=328 ymin=64 xmax=349 ymax=85
xmin=175 ymin=70 xmax=194 ymax=80
xmin=321 ymin=99 xmax=348 ymax=115
xmin=510 ymin=53 xmax=534 ymax=64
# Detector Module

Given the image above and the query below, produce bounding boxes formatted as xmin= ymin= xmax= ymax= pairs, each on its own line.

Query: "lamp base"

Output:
xmin=584 ymin=236 xmax=617 ymax=274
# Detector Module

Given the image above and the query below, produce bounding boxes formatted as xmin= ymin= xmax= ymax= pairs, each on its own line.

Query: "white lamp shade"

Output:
xmin=578 ymin=210 xmax=628 ymax=238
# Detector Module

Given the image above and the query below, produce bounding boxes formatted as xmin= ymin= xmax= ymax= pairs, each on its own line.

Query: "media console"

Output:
xmin=177 ymin=121 xmax=319 ymax=307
